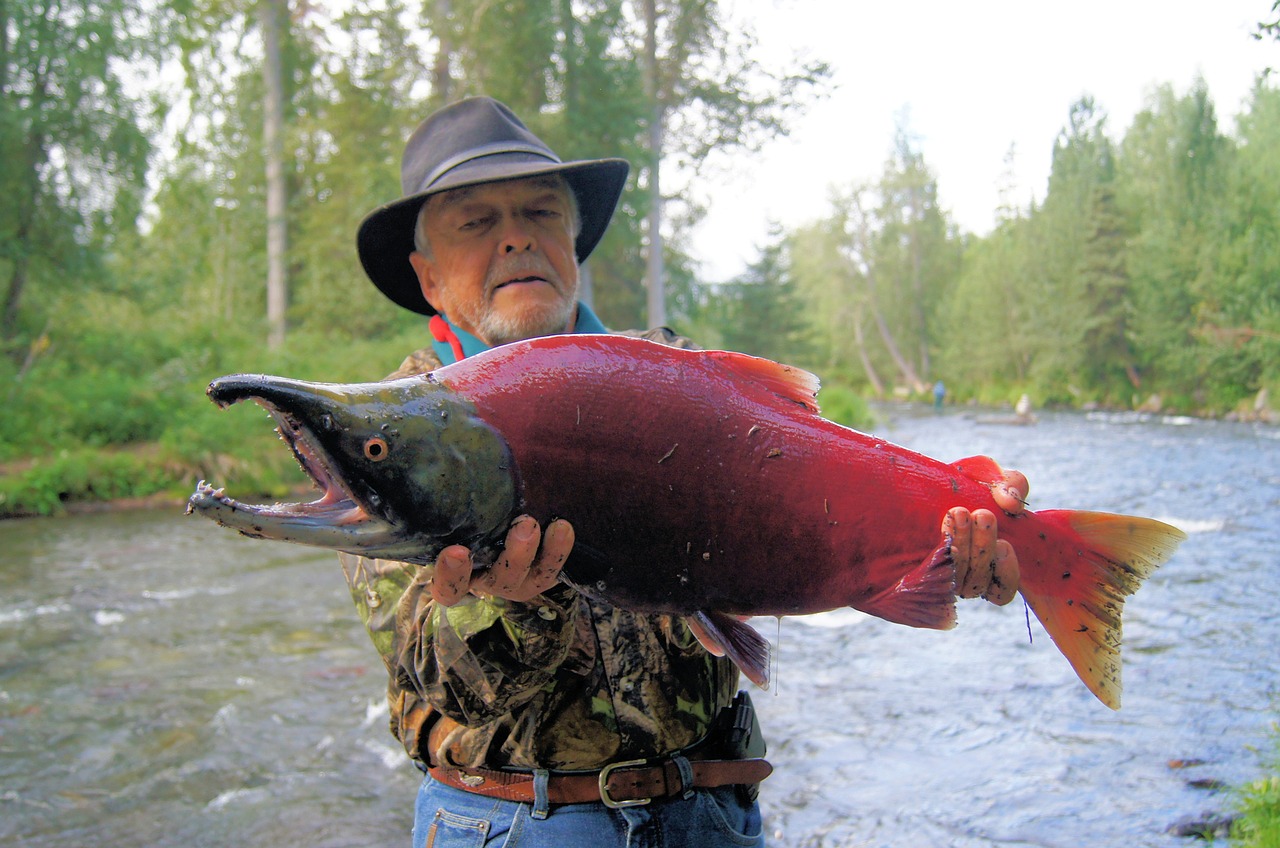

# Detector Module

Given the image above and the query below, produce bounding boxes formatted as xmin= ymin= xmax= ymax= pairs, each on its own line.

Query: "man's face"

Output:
xmin=410 ymin=176 xmax=580 ymax=347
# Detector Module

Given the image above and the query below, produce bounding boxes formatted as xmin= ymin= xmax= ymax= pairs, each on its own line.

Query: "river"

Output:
xmin=1 ymin=405 xmax=1276 ymax=847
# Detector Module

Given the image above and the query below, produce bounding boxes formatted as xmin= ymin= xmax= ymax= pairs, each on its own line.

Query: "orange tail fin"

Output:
xmin=1018 ymin=510 xmax=1186 ymax=709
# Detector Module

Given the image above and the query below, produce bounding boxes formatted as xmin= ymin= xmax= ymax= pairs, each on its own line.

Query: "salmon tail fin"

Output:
xmin=692 ymin=610 xmax=772 ymax=689
xmin=853 ymin=540 xmax=958 ymax=631
xmin=1021 ymin=510 xmax=1187 ymax=710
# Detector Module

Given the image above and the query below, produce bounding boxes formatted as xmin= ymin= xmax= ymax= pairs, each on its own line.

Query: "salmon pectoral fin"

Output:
xmin=852 ymin=540 xmax=958 ymax=631
xmin=1020 ymin=510 xmax=1187 ymax=710
xmin=692 ymin=611 xmax=771 ymax=689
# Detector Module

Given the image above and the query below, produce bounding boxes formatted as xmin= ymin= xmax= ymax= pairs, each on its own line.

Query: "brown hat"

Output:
xmin=357 ymin=97 xmax=630 ymax=316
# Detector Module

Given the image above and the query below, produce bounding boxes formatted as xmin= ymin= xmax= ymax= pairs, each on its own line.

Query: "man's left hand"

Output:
xmin=943 ymin=469 xmax=1028 ymax=606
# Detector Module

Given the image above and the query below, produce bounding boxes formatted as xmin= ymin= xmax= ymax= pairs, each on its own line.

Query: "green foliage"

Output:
xmin=787 ymin=121 xmax=965 ymax=398
xmin=0 ymin=278 xmax=428 ymax=516
xmin=0 ymin=449 xmax=176 ymax=517
xmin=689 ymin=229 xmax=813 ymax=367
xmin=939 ymin=80 xmax=1279 ymax=414
xmin=1228 ymin=722 xmax=1280 ymax=847
xmin=0 ymin=0 xmax=167 ymax=345
xmin=815 ymin=384 xmax=875 ymax=432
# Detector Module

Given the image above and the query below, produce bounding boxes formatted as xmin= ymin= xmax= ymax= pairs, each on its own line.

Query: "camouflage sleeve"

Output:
xmin=394 ymin=572 xmax=582 ymax=726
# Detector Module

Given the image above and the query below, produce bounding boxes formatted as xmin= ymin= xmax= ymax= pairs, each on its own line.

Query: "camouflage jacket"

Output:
xmin=340 ymin=328 xmax=741 ymax=771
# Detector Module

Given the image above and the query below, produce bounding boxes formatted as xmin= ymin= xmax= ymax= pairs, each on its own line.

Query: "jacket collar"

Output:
xmin=429 ymin=301 xmax=609 ymax=365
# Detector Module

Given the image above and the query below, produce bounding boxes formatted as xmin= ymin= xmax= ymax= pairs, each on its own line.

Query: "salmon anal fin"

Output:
xmin=705 ymin=350 xmax=821 ymax=413
xmin=854 ymin=541 xmax=958 ymax=631
xmin=1019 ymin=510 xmax=1187 ymax=710
xmin=692 ymin=611 xmax=772 ymax=689
xmin=949 ymin=455 xmax=1006 ymax=486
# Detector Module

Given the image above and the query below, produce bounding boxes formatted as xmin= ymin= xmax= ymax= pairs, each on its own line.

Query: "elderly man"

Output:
xmin=348 ymin=96 xmax=1028 ymax=848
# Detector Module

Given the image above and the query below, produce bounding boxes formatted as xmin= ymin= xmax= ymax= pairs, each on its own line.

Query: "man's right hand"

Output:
xmin=430 ymin=516 xmax=575 ymax=606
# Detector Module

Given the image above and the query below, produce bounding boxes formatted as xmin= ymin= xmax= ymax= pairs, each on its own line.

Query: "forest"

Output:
xmin=1 ymin=0 xmax=1278 ymax=516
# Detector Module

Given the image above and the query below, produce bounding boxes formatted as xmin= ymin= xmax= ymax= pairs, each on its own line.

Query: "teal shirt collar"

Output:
xmin=430 ymin=301 xmax=609 ymax=365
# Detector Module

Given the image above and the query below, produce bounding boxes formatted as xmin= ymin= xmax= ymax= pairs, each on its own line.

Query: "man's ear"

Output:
xmin=409 ymin=251 xmax=444 ymax=313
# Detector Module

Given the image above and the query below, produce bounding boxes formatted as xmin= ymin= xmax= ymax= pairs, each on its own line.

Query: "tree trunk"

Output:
xmin=851 ymin=302 xmax=885 ymax=396
xmin=641 ymin=0 xmax=665 ymax=328
xmin=262 ymin=0 xmax=287 ymax=350
xmin=909 ymin=182 xmax=930 ymax=379
xmin=429 ymin=0 xmax=453 ymax=105
xmin=2 ymin=67 xmax=48 ymax=345
xmin=848 ymin=191 xmax=927 ymax=394
xmin=2 ymin=255 xmax=29 ymax=346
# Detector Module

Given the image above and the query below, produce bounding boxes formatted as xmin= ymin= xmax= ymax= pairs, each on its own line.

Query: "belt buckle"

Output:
xmin=598 ymin=758 xmax=652 ymax=809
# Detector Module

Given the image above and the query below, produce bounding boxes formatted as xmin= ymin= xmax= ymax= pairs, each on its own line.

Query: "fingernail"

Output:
xmin=512 ymin=518 xmax=536 ymax=542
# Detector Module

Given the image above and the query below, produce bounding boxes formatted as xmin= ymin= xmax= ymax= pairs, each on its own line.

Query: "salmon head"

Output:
xmin=186 ymin=373 xmax=520 ymax=565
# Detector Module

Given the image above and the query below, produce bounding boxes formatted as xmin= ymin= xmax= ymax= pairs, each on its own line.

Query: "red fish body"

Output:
xmin=189 ymin=334 xmax=1185 ymax=707
xmin=433 ymin=335 xmax=1183 ymax=707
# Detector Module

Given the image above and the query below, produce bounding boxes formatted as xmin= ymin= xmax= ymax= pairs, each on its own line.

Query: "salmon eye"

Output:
xmin=363 ymin=436 xmax=389 ymax=461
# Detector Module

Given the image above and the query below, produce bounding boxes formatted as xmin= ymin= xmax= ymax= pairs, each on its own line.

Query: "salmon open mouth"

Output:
xmin=189 ymin=399 xmax=367 ymax=523
xmin=186 ymin=393 xmax=398 ymax=550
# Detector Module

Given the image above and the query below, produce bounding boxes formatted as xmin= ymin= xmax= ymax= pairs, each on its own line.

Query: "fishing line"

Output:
xmin=1023 ymin=598 xmax=1033 ymax=644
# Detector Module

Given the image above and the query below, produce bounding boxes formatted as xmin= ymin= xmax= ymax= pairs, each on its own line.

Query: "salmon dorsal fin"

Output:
xmin=949 ymin=455 xmax=1006 ymax=486
xmin=705 ymin=350 xmax=821 ymax=413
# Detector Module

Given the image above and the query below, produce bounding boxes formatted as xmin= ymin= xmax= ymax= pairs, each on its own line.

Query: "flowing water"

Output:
xmin=1 ymin=406 xmax=1276 ymax=847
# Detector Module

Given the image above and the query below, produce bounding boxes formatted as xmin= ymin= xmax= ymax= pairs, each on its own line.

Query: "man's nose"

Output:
xmin=499 ymin=218 xmax=535 ymax=253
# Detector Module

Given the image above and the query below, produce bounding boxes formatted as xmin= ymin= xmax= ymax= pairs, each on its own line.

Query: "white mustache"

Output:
xmin=486 ymin=256 xmax=558 ymax=295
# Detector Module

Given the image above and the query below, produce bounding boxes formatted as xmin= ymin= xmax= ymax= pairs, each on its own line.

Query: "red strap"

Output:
xmin=429 ymin=314 xmax=467 ymax=363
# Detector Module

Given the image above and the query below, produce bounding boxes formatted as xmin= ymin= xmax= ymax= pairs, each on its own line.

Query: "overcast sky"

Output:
xmin=687 ymin=0 xmax=1276 ymax=280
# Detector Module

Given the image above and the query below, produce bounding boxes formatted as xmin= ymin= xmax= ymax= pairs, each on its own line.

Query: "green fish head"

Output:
xmin=187 ymin=373 xmax=518 ymax=565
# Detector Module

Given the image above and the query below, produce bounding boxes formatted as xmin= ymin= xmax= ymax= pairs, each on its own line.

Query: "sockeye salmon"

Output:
xmin=187 ymin=334 xmax=1186 ymax=708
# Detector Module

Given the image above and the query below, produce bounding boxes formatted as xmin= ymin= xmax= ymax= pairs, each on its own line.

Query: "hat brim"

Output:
xmin=357 ymin=155 xmax=630 ymax=316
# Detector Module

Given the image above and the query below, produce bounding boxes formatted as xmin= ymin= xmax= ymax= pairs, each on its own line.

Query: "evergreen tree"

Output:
xmin=709 ymin=229 xmax=810 ymax=365
xmin=1203 ymin=79 xmax=1280 ymax=406
xmin=1118 ymin=79 xmax=1229 ymax=404
xmin=1025 ymin=96 xmax=1118 ymax=402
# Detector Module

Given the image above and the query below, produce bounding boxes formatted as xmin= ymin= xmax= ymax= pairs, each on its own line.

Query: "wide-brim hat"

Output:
xmin=357 ymin=96 xmax=631 ymax=316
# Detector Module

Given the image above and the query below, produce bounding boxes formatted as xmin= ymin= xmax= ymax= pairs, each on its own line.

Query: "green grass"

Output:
xmin=1228 ymin=723 xmax=1280 ymax=847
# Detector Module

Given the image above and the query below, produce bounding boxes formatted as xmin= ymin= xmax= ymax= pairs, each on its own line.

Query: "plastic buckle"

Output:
xmin=598 ymin=758 xmax=652 ymax=809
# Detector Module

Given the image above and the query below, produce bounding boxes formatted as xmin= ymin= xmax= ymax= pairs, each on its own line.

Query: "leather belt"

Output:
xmin=428 ymin=757 xmax=773 ymax=809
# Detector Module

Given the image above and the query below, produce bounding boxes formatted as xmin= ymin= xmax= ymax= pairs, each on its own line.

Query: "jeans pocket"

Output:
xmin=697 ymin=786 xmax=765 ymax=847
xmin=422 ymin=807 xmax=491 ymax=848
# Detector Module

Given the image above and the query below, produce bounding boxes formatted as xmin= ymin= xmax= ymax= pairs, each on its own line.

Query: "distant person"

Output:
xmin=1015 ymin=393 xmax=1035 ymax=423
xmin=344 ymin=95 xmax=1031 ymax=847
xmin=933 ymin=379 xmax=947 ymax=409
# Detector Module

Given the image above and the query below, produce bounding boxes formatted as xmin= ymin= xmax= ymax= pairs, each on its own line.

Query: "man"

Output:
xmin=348 ymin=96 xmax=1028 ymax=847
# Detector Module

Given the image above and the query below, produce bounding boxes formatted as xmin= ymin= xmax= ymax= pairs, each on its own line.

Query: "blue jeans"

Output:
xmin=412 ymin=774 xmax=765 ymax=847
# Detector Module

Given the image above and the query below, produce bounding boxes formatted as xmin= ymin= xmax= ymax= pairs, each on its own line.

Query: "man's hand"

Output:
xmin=943 ymin=469 xmax=1029 ymax=606
xmin=430 ymin=516 xmax=575 ymax=606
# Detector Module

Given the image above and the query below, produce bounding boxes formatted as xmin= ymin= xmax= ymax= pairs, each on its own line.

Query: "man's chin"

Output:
xmin=479 ymin=297 xmax=576 ymax=346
